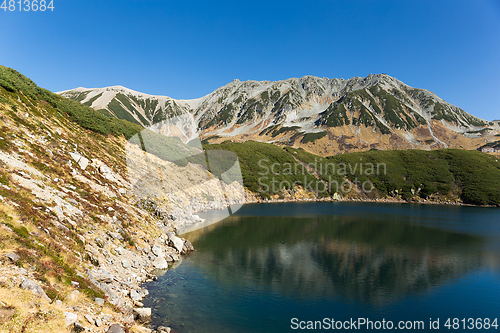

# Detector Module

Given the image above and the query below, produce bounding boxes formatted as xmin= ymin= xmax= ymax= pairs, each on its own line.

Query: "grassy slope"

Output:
xmin=0 ymin=66 xmax=143 ymax=140
xmin=0 ymin=66 xmax=167 ymax=331
xmin=205 ymin=141 xmax=500 ymax=206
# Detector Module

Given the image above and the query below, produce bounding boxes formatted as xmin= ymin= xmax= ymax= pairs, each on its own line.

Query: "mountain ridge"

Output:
xmin=59 ymin=74 xmax=498 ymax=155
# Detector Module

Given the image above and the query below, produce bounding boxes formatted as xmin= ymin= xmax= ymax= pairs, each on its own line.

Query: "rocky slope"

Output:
xmin=59 ymin=74 xmax=499 ymax=155
xmin=0 ymin=66 xmax=215 ymax=332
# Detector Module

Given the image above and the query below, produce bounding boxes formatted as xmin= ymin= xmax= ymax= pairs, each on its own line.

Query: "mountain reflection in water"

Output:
xmin=184 ymin=214 xmax=491 ymax=304
xmin=144 ymin=202 xmax=500 ymax=333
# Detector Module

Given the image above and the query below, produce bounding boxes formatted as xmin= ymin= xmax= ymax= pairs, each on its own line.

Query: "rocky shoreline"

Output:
xmin=1 ymin=201 xmax=197 ymax=333
xmin=0 ymin=193 xmax=492 ymax=333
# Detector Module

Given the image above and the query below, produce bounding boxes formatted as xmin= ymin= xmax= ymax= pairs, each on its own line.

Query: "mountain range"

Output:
xmin=59 ymin=74 xmax=499 ymax=155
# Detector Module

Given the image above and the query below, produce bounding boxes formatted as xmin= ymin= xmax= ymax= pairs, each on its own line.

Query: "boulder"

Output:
xmin=64 ymin=312 xmax=78 ymax=327
xmin=129 ymin=289 xmax=143 ymax=302
xmin=95 ymin=297 xmax=105 ymax=306
xmin=133 ymin=307 xmax=151 ymax=324
xmin=107 ymin=323 xmax=125 ymax=333
xmin=121 ymin=260 xmax=131 ymax=269
xmin=151 ymin=244 xmax=164 ymax=257
xmin=19 ymin=279 xmax=51 ymax=302
xmin=169 ymin=235 xmax=184 ymax=253
xmin=181 ymin=239 xmax=194 ymax=254
xmin=152 ymin=257 xmax=168 ymax=269
xmin=4 ymin=253 xmax=20 ymax=262
xmin=97 ymin=269 xmax=114 ymax=283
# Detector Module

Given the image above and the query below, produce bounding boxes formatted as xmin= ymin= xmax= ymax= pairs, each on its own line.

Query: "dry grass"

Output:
xmin=0 ymin=288 xmax=68 ymax=333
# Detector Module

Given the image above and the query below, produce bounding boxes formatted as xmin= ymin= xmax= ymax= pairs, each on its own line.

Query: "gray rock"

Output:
xmin=170 ymin=253 xmax=180 ymax=261
xmin=19 ymin=279 xmax=51 ymax=302
xmin=169 ymin=235 xmax=184 ymax=253
xmin=95 ymin=297 xmax=105 ymax=306
xmin=64 ymin=312 xmax=78 ymax=326
xmin=71 ymin=281 xmax=79 ymax=287
xmin=97 ymin=269 xmax=114 ymax=283
xmin=182 ymin=239 xmax=194 ymax=254
xmin=121 ymin=260 xmax=131 ymax=269
xmin=95 ymin=317 xmax=102 ymax=327
xmin=133 ymin=307 xmax=151 ymax=324
xmin=115 ymin=247 xmax=123 ymax=255
xmin=4 ymin=252 xmax=20 ymax=262
xmin=107 ymin=323 xmax=125 ymax=333
xmin=54 ymin=299 xmax=63 ymax=307
xmin=151 ymin=244 xmax=164 ymax=257
xmin=129 ymin=289 xmax=143 ymax=302
xmin=152 ymin=257 xmax=168 ymax=269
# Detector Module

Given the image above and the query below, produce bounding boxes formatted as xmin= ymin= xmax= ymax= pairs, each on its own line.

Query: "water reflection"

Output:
xmin=184 ymin=214 xmax=496 ymax=304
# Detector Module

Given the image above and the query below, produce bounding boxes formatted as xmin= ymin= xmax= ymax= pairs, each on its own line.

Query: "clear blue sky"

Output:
xmin=1 ymin=0 xmax=499 ymax=120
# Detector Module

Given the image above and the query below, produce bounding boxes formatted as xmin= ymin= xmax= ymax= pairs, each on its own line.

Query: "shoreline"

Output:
xmin=243 ymin=195 xmax=499 ymax=208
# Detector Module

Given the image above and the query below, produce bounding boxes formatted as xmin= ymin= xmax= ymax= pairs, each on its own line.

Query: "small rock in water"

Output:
xmin=182 ymin=239 xmax=194 ymax=254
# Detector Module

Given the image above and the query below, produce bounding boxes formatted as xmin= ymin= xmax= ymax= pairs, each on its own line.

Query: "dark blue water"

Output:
xmin=143 ymin=202 xmax=500 ymax=332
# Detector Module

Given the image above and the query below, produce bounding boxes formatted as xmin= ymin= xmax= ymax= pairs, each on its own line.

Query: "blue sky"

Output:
xmin=1 ymin=0 xmax=499 ymax=120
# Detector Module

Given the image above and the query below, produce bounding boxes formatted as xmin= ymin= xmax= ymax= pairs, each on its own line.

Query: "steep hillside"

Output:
xmin=0 ymin=66 xmax=201 ymax=332
xmin=60 ymin=74 xmax=499 ymax=155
